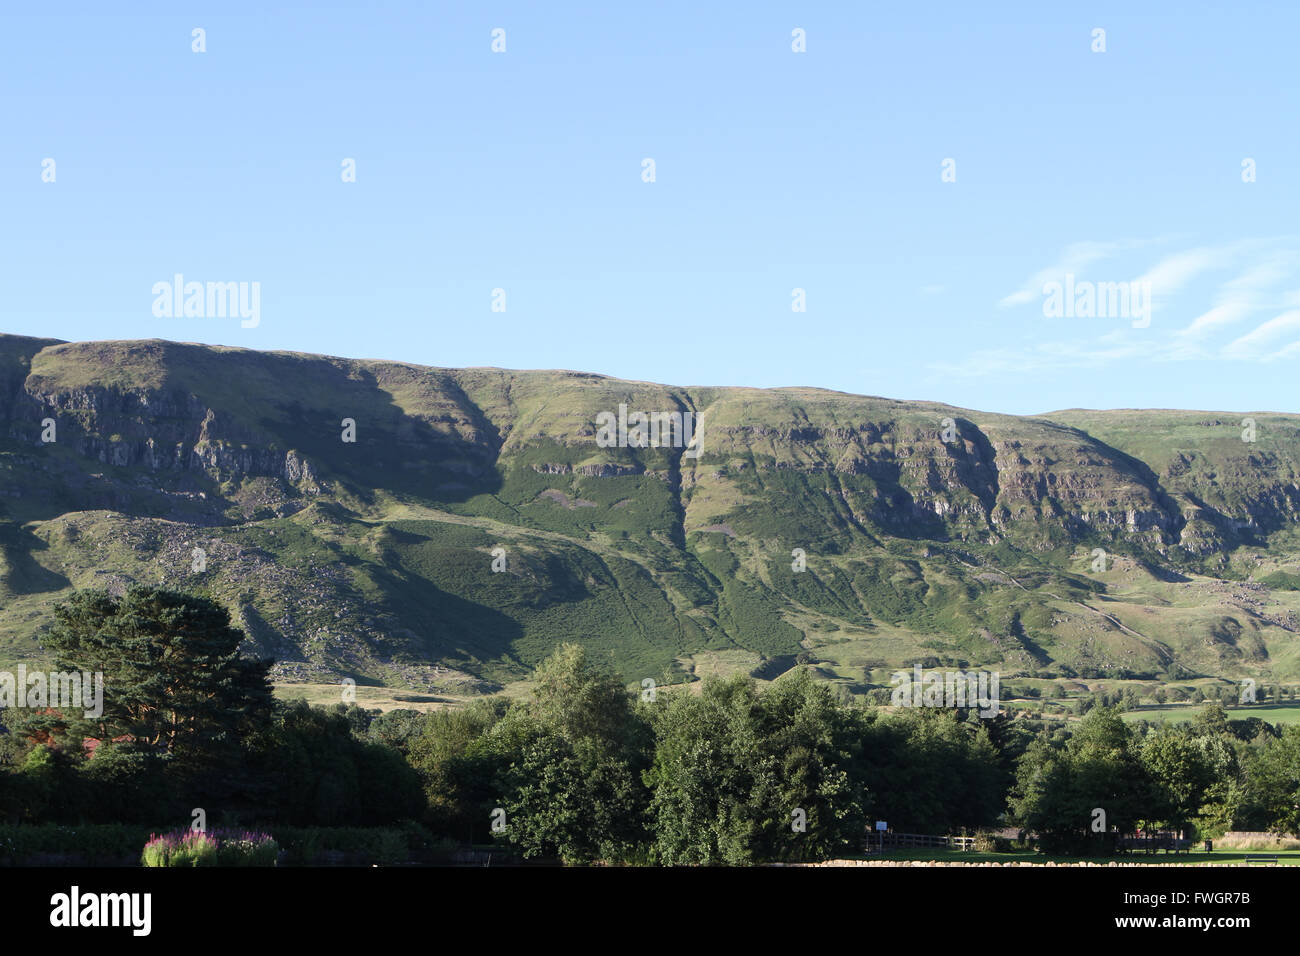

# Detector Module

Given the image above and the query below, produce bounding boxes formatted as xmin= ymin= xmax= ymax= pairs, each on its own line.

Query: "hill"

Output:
xmin=3 ymin=333 xmax=1300 ymax=695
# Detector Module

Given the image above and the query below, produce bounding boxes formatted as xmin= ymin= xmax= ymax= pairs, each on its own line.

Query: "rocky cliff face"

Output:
xmin=2 ymin=335 xmax=1283 ymax=554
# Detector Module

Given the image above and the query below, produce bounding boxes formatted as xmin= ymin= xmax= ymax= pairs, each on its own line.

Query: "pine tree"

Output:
xmin=42 ymin=586 xmax=273 ymax=760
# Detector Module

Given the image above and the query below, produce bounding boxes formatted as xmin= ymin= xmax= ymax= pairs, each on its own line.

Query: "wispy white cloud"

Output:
xmin=1223 ymin=311 xmax=1300 ymax=360
xmin=940 ymin=237 xmax=1300 ymax=377
xmin=1135 ymin=247 xmax=1220 ymax=297
xmin=930 ymin=337 xmax=1151 ymax=377
xmin=997 ymin=238 xmax=1159 ymax=308
xmin=1180 ymin=301 xmax=1256 ymax=338
xmin=1177 ymin=250 xmax=1300 ymax=338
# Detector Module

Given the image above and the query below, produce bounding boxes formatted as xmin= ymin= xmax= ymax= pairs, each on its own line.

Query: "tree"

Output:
xmin=529 ymin=643 xmax=643 ymax=749
xmin=78 ymin=742 xmax=174 ymax=824
xmin=1245 ymin=727 xmax=1300 ymax=836
xmin=407 ymin=699 xmax=506 ymax=842
xmin=1008 ymin=735 xmax=1076 ymax=849
xmin=244 ymin=699 xmax=425 ymax=826
xmin=1141 ymin=726 xmax=1220 ymax=834
xmin=1194 ymin=701 xmax=1231 ymax=736
xmin=491 ymin=644 xmax=652 ymax=863
xmin=866 ymin=707 xmax=1004 ymax=834
xmin=42 ymin=587 xmax=273 ymax=761
xmin=367 ymin=709 xmax=428 ymax=754
xmin=1010 ymin=708 xmax=1161 ymax=853
xmin=6 ymin=745 xmax=78 ymax=822
xmin=494 ymin=712 xmax=648 ymax=863
xmin=646 ymin=671 xmax=869 ymax=865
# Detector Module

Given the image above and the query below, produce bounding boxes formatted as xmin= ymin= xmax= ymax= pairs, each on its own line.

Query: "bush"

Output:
xmin=972 ymin=829 xmax=1012 ymax=853
xmin=141 ymin=830 xmax=218 ymax=867
xmin=375 ymin=828 xmax=407 ymax=864
xmin=0 ymin=823 xmax=152 ymax=866
xmin=215 ymin=831 xmax=280 ymax=866
xmin=271 ymin=826 xmax=415 ymax=865
xmin=141 ymin=829 xmax=277 ymax=867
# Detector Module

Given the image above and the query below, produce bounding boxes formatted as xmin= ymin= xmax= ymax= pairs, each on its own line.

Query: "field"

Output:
xmin=1121 ymin=702 xmax=1300 ymax=725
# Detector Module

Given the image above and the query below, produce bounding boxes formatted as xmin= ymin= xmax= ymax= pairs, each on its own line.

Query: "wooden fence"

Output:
xmin=869 ymin=831 xmax=977 ymax=851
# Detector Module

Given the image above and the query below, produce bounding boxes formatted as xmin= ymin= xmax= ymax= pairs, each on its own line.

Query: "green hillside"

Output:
xmin=3 ymin=333 xmax=1299 ymax=696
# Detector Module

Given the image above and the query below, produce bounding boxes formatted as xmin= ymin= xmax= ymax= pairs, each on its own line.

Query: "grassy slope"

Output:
xmin=2 ymin=335 xmax=1300 ymax=696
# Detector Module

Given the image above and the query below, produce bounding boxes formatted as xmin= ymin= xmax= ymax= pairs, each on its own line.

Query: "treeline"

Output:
xmin=0 ymin=587 xmax=1297 ymax=863
xmin=1013 ymin=703 xmax=1300 ymax=853
xmin=394 ymin=644 xmax=1011 ymax=863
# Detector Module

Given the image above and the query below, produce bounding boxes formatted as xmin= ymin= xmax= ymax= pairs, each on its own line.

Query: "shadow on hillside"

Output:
xmin=231 ymin=355 xmax=502 ymax=507
xmin=0 ymin=523 xmax=70 ymax=596
xmin=1049 ymin=423 xmax=1190 ymax=543
xmin=1136 ymin=559 xmax=1192 ymax=584
xmin=364 ymin=557 xmax=525 ymax=680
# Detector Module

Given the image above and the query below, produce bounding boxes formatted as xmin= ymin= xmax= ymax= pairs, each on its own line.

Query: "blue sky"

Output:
xmin=3 ymin=1 xmax=1299 ymax=415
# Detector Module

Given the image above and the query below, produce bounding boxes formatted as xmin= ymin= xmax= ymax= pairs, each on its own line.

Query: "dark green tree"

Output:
xmin=1244 ymin=726 xmax=1300 ymax=836
xmin=42 ymin=587 xmax=273 ymax=760
xmin=407 ymin=698 xmax=508 ymax=841
xmin=490 ymin=644 xmax=652 ymax=863
xmin=1011 ymin=707 xmax=1161 ymax=853
xmin=646 ymin=670 xmax=869 ymax=865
